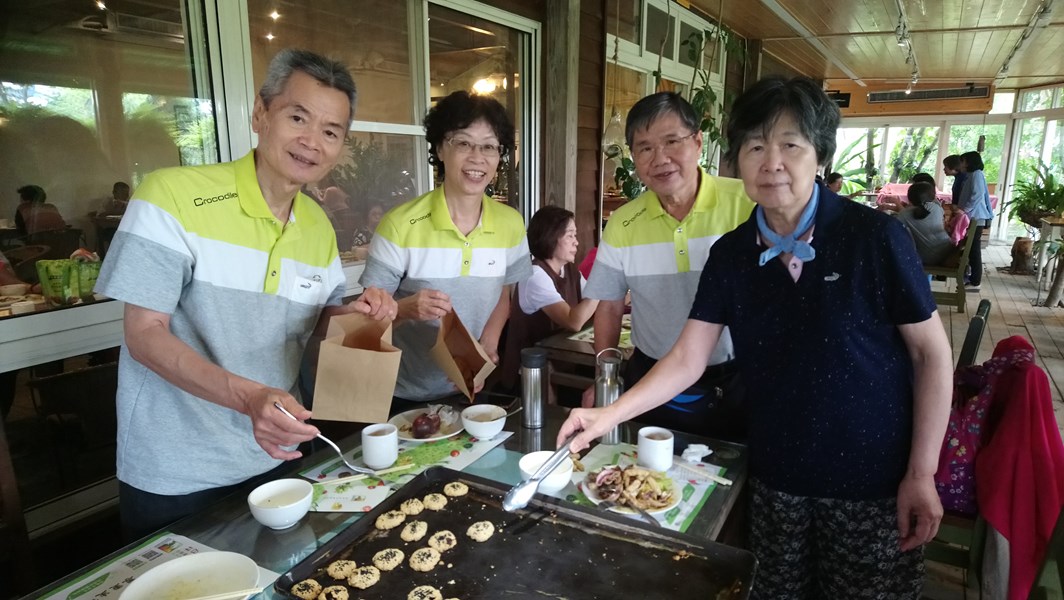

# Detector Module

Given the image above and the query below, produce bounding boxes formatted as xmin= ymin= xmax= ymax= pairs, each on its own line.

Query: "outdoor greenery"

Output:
xmin=1010 ymin=163 xmax=1064 ymax=228
xmin=949 ymin=124 xmax=1004 ymax=183
xmin=886 ymin=127 xmax=938 ymax=183
xmin=330 ymin=137 xmax=416 ymax=212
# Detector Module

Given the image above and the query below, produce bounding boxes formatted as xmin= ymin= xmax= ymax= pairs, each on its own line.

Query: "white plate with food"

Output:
xmin=119 ymin=551 xmax=260 ymax=599
xmin=579 ymin=464 xmax=679 ymax=515
xmin=389 ymin=405 xmax=463 ymax=442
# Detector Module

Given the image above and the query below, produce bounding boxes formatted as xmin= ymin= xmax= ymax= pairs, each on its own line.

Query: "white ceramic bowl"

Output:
xmin=247 ymin=478 xmax=313 ymax=530
xmin=0 ymin=283 xmax=29 ymax=296
xmin=519 ymin=451 xmax=574 ymax=494
xmin=119 ymin=551 xmax=259 ymax=599
xmin=461 ymin=404 xmax=507 ymax=439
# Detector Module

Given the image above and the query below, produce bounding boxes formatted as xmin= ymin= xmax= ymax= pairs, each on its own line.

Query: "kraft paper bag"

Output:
xmin=430 ymin=311 xmax=495 ymax=401
xmin=313 ymin=312 xmax=401 ymax=423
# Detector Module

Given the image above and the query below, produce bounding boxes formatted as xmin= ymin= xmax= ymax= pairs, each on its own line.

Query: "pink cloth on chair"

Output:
xmin=975 ymin=336 xmax=1064 ymax=600
xmin=948 ymin=211 xmax=971 ymax=246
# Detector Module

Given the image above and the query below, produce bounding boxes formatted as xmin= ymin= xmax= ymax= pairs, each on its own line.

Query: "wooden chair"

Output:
xmin=926 ymin=222 xmax=980 ymax=313
xmin=3 ymin=244 xmax=50 ymax=284
xmin=925 ymin=299 xmax=994 ymax=595
xmin=1031 ymin=508 xmax=1064 ymax=599
xmin=957 ymin=299 xmax=993 ymax=368
xmin=28 ymin=363 xmax=118 ymax=487
xmin=0 ymin=420 xmax=35 ymax=595
xmin=26 ymin=228 xmax=82 ymax=261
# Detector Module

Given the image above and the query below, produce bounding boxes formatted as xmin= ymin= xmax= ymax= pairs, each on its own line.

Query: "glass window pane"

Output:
xmin=428 ymin=4 xmax=525 ymax=212
xmin=0 ymin=6 xmax=214 ymax=250
xmin=1055 ymin=88 xmax=1064 ymax=109
xmin=645 ymin=4 xmax=675 ymax=60
xmin=605 ymin=0 xmax=640 ymax=46
xmin=1020 ymin=89 xmax=1053 ymax=112
xmin=0 ymin=0 xmax=211 ymax=511
xmin=318 ymin=132 xmax=419 ymax=254
xmin=247 ymin=0 xmax=415 ymax=125
xmin=678 ymin=22 xmax=699 ymax=68
xmin=1016 ymin=117 xmax=1048 ymax=183
xmin=832 ymin=127 xmax=886 ymax=191
xmin=884 ymin=127 xmax=940 ymax=184
xmin=991 ymin=92 xmax=1015 ymax=114
xmin=948 ymin=124 xmax=1005 ymax=188
xmin=703 ymin=30 xmax=724 ymax=76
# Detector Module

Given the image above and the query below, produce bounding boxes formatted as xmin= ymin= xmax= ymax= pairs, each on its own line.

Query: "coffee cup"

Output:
xmin=361 ymin=423 xmax=398 ymax=470
xmin=637 ymin=426 xmax=674 ymax=472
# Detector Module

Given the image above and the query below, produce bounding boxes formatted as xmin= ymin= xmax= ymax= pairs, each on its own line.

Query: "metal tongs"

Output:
xmin=502 ymin=433 xmax=577 ymax=512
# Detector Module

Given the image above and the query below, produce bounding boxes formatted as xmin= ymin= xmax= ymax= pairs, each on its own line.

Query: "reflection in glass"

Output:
xmin=0 ymin=0 xmax=211 ymax=516
xmin=247 ymin=0 xmax=415 ymax=125
xmin=428 ymin=4 xmax=524 ymax=212
xmin=314 ymin=133 xmax=419 ymax=254
xmin=645 ymin=4 xmax=675 ymax=60
xmin=603 ymin=64 xmax=646 ymax=197
xmin=606 ymin=0 xmax=640 ymax=45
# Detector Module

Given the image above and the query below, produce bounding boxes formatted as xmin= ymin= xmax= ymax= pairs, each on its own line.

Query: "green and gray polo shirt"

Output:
xmin=585 ymin=171 xmax=753 ymax=364
xmin=96 ymin=151 xmax=344 ymax=495
xmin=360 ymin=187 xmax=531 ymax=401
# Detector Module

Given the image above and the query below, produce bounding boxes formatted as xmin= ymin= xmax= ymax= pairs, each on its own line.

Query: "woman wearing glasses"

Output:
xmin=361 ymin=91 xmax=531 ymax=407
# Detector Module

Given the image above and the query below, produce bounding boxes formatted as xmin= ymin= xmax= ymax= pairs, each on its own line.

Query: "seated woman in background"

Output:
xmin=825 ymin=172 xmax=844 ymax=193
xmin=909 ymin=172 xmax=936 ymax=188
xmin=500 ymin=206 xmax=598 ymax=389
xmin=15 ymin=184 xmax=67 ymax=235
xmin=896 ymin=182 xmax=956 ymax=265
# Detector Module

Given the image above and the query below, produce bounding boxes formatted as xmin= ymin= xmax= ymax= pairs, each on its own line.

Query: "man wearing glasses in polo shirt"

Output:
xmin=583 ymin=92 xmax=753 ymax=442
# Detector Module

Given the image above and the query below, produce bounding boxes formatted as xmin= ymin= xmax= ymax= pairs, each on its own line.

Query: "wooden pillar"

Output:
xmin=544 ymin=0 xmax=580 ymax=212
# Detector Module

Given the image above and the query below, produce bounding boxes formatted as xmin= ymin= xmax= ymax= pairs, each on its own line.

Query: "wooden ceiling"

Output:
xmin=687 ymin=0 xmax=1064 ymax=90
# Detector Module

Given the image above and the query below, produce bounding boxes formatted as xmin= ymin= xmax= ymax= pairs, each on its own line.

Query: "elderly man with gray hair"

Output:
xmin=96 ymin=49 xmax=397 ymax=538
xmin=582 ymin=92 xmax=753 ymax=441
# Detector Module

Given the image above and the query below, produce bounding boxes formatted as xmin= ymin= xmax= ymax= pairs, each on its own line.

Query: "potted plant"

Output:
xmin=1009 ymin=163 xmax=1064 ymax=230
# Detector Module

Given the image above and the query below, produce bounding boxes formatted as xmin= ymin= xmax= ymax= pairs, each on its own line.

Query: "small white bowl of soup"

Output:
xmin=247 ymin=478 xmax=313 ymax=530
xmin=461 ymin=404 xmax=507 ymax=439
xmin=519 ymin=451 xmax=574 ymax=494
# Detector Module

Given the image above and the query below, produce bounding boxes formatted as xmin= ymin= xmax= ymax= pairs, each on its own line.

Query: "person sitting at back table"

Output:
xmin=897 ymin=182 xmax=956 ymax=265
xmin=352 ymin=201 xmax=384 ymax=247
xmin=825 ymin=172 xmax=844 ymax=194
xmin=15 ymin=184 xmax=67 ymax=235
xmin=500 ymin=205 xmax=599 ymax=391
xmin=909 ymin=172 xmax=936 ymax=188
xmin=99 ymin=181 xmax=131 ymax=217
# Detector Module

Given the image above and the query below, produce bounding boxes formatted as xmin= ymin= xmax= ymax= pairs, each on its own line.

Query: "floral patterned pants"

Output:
xmin=749 ymin=479 xmax=924 ymax=600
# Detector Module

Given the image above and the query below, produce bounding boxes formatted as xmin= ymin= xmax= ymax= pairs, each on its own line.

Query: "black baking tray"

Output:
xmin=274 ymin=467 xmax=756 ymax=599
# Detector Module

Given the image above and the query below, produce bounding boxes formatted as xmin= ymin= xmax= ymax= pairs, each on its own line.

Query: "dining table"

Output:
xmin=535 ymin=323 xmax=634 ymax=390
xmin=24 ymin=403 xmax=749 ymax=599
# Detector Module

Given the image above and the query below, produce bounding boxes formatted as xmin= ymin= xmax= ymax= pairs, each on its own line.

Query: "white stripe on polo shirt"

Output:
xmin=118 ymin=199 xmax=193 ymax=258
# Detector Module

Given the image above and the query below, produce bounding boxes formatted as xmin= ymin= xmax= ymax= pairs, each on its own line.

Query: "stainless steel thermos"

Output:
xmin=594 ymin=348 xmax=624 ymax=444
xmin=520 ymin=347 xmax=547 ymax=429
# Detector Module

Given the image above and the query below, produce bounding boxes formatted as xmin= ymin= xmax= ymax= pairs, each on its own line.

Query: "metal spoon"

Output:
xmin=273 ymin=402 xmax=376 ymax=476
xmin=502 ymin=433 xmax=576 ymax=512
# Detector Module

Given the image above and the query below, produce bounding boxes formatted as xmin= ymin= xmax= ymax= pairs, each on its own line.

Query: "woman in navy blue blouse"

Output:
xmin=559 ymin=77 xmax=953 ymax=599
